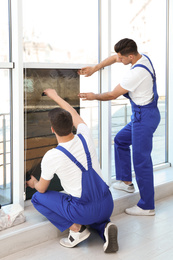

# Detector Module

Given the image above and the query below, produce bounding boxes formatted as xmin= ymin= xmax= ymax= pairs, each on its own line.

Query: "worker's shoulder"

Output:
xmin=77 ymin=123 xmax=91 ymax=137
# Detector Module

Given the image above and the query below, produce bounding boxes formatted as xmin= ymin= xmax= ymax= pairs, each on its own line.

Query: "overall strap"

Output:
xmin=132 ymin=64 xmax=155 ymax=80
xmin=142 ymin=53 xmax=156 ymax=77
xmin=56 ymin=145 xmax=87 ymax=172
xmin=77 ymin=134 xmax=92 ymax=169
xmin=131 ymin=55 xmax=158 ymax=103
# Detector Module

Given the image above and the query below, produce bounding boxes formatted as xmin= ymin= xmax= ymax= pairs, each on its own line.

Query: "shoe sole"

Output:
xmin=113 ymin=185 xmax=135 ymax=193
xmin=104 ymin=224 xmax=119 ymax=253
xmin=125 ymin=209 xmax=155 ymax=216
xmin=60 ymin=230 xmax=91 ymax=248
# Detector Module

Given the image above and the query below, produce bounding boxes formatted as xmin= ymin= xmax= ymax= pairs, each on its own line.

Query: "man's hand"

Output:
xmin=26 ymin=176 xmax=50 ymax=193
xmin=26 ymin=175 xmax=38 ymax=189
xmin=78 ymin=92 xmax=96 ymax=101
xmin=78 ymin=67 xmax=96 ymax=77
xmin=43 ymin=89 xmax=59 ymax=101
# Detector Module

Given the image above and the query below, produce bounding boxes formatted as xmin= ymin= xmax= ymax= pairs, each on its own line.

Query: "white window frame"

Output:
xmin=168 ymin=0 xmax=173 ymax=166
xmin=98 ymin=0 xmax=112 ymax=185
xmin=11 ymin=0 xmax=24 ymax=206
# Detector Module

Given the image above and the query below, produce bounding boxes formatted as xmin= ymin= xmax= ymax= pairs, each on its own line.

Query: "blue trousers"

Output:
xmin=32 ymin=190 xmax=113 ymax=240
xmin=114 ymin=105 xmax=160 ymax=209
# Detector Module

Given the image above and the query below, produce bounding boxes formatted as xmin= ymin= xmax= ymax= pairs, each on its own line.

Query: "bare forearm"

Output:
xmin=34 ymin=181 xmax=40 ymax=191
xmin=53 ymin=95 xmax=77 ymax=115
xmin=26 ymin=176 xmax=50 ymax=193
xmin=95 ymin=55 xmax=118 ymax=71
xmin=79 ymin=92 xmax=117 ymax=101
xmin=44 ymin=89 xmax=85 ymax=128
xmin=95 ymin=92 xmax=117 ymax=101
xmin=78 ymin=55 xmax=118 ymax=77
xmin=54 ymin=96 xmax=83 ymax=127
xmin=79 ymin=84 xmax=128 ymax=101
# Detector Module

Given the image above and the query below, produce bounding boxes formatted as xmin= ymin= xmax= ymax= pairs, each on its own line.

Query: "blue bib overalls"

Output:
xmin=32 ymin=134 xmax=114 ymax=240
xmin=114 ymin=54 xmax=160 ymax=210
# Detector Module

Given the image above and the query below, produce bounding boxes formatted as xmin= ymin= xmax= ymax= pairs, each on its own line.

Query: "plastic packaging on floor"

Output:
xmin=0 ymin=204 xmax=26 ymax=231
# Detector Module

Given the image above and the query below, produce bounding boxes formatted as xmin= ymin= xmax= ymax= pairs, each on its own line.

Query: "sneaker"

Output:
xmin=103 ymin=222 xmax=119 ymax=253
xmin=113 ymin=181 xmax=135 ymax=193
xmin=60 ymin=226 xmax=90 ymax=248
xmin=125 ymin=205 xmax=155 ymax=216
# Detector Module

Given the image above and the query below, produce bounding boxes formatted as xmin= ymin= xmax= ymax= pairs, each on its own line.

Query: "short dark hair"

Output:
xmin=48 ymin=108 xmax=73 ymax=136
xmin=114 ymin=38 xmax=138 ymax=56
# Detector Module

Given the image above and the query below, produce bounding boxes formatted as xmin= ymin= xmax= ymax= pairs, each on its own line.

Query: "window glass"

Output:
xmin=0 ymin=0 xmax=9 ymax=62
xmin=23 ymin=0 xmax=98 ymax=64
xmin=24 ymin=68 xmax=79 ymax=199
xmin=24 ymin=69 xmax=99 ymax=200
xmin=111 ymin=0 xmax=167 ymax=176
xmin=80 ymin=74 xmax=99 ymax=158
xmin=0 ymin=70 xmax=12 ymax=205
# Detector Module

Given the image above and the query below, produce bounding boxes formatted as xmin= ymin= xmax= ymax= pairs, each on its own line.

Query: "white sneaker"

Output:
xmin=113 ymin=181 xmax=135 ymax=193
xmin=125 ymin=205 xmax=155 ymax=216
xmin=60 ymin=226 xmax=90 ymax=248
xmin=103 ymin=222 xmax=119 ymax=253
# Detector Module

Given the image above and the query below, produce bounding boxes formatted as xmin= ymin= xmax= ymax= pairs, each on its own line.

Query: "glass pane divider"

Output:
xmin=0 ymin=62 xmax=14 ymax=69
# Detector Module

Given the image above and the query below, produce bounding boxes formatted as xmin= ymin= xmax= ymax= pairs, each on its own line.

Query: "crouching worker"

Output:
xmin=26 ymin=88 xmax=118 ymax=253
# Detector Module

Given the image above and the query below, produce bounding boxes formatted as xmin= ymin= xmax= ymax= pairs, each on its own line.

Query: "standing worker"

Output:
xmin=26 ymin=88 xmax=118 ymax=253
xmin=78 ymin=38 xmax=160 ymax=216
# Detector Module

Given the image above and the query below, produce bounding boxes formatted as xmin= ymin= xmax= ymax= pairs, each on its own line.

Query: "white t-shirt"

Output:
xmin=41 ymin=123 xmax=102 ymax=198
xmin=120 ymin=55 xmax=154 ymax=106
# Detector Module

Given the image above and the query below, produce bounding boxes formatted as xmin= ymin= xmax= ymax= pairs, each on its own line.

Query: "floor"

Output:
xmin=1 ymin=194 xmax=173 ymax=260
